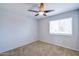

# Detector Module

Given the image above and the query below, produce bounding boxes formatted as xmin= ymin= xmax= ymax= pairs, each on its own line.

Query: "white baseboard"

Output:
xmin=0 ymin=39 xmax=38 ymax=53
xmin=39 ymin=40 xmax=79 ymax=52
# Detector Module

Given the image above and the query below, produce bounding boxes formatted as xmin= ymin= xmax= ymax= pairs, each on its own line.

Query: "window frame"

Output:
xmin=49 ymin=17 xmax=72 ymax=35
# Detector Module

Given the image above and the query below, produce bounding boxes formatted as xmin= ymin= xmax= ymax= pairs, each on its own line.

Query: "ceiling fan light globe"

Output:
xmin=39 ymin=12 xmax=44 ymax=15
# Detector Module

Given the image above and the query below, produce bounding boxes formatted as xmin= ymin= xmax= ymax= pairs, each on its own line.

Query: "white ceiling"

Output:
xmin=0 ymin=3 xmax=79 ymax=19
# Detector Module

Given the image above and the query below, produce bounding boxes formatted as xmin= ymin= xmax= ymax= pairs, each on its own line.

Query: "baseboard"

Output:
xmin=1 ymin=39 xmax=79 ymax=53
xmin=39 ymin=40 xmax=79 ymax=52
xmin=0 ymin=39 xmax=38 ymax=53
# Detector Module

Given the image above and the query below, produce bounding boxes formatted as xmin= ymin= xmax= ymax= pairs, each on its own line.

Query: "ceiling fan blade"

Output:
xmin=35 ymin=14 xmax=39 ymax=16
xmin=28 ymin=10 xmax=39 ymax=13
xmin=44 ymin=10 xmax=54 ymax=13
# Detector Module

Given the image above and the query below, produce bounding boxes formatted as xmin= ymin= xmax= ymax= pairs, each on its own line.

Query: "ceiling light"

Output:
xmin=39 ymin=12 xmax=44 ymax=15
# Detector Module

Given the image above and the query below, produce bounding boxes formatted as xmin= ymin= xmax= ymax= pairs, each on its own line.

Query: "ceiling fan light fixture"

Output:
xmin=39 ymin=12 xmax=44 ymax=15
xmin=28 ymin=3 xmax=54 ymax=16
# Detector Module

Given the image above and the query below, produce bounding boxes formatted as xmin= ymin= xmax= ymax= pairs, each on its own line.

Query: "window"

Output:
xmin=49 ymin=18 xmax=72 ymax=35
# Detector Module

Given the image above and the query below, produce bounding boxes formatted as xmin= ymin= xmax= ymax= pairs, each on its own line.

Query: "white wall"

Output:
xmin=38 ymin=10 xmax=79 ymax=51
xmin=0 ymin=4 xmax=38 ymax=53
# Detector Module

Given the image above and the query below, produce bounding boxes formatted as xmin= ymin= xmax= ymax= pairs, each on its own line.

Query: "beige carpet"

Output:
xmin=0 ymin=41 xmax=79 ymax=56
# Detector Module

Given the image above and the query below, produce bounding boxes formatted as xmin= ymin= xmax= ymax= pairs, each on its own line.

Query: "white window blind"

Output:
xmin=49 ymin=18 xmax=72 ymax=35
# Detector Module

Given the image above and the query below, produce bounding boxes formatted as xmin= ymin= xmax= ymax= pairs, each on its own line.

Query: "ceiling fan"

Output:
xmin=28 ymin=3 xmax=54 ymax=16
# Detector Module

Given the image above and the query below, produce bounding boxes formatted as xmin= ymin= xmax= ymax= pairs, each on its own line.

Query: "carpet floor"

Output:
xmin=0 ymin=41 xmax=79 ymax=56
